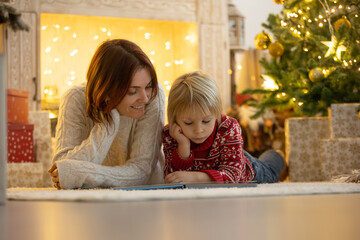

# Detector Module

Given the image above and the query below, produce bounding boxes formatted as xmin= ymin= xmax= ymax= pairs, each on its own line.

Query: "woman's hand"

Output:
xmin=48 ymin=163 xmax=62 ymax=189
xmin=169 ymin=123 xmax=191 ymax=159
xmin=165 ymin=171 xmax=212 ymax=184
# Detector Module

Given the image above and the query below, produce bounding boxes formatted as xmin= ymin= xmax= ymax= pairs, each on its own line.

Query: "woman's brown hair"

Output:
xmin=86 ymin=39 xmax=158 ymax=123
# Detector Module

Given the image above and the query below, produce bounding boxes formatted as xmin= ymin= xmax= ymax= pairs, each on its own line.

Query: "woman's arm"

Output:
xmin=55 ymin=84 xmax=166 ymax=189
xmin=52 ymin=86 xmax=119 ymax=165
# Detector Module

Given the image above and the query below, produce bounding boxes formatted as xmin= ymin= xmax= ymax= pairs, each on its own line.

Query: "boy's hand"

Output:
xmin=169 ymin=122 xmax=189 ymax=145
xmin=165 ymin=171 xmax=212 ymax=184
xmin=169 ymin=123 xmax=191 ymax=159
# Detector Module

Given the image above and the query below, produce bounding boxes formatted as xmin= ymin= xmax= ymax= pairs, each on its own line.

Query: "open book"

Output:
xmin=114 ymin=182 xmax=257 ymax=191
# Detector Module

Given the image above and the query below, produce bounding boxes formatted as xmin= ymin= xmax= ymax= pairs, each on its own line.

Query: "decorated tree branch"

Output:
xmin=0 ymin=0 xmax=29 ymax=31
xmin=243 ymin=0 xmax=360 ymax=118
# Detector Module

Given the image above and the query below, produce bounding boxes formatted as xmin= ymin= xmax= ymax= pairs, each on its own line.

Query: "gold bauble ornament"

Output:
xmin=273 ymin=0 xmax=286 ymax=4
xmin=268 ymin=41 xmax=284 ymax=57
xmin=254 ymin=31 xmax=272 ymax=50
xmin=309 ymin=67 xmax=325 ymax=82
xmin=334 ymin=17 xmax=351 ymax=32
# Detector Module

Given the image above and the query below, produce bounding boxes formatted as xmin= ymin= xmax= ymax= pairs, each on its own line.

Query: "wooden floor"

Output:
xmin=1 ymin=193 xmax=359 ymax=240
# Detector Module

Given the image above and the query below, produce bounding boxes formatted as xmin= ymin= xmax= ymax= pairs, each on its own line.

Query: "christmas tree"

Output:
xmin=243 ymin=0 xmax=360 ymax=117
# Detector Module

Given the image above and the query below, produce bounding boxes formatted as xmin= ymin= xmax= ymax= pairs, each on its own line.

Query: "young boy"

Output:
xmin=162 ymin=71 xmax=285 ymax=184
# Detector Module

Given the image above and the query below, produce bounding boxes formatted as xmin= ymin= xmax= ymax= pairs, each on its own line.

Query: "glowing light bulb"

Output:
xmin=185 ymin=36 xmax=191 ymax=40
xmin=165 ymin=41 xmax=171 ymax=50
xmin=237 ymin=65 xmax=242 ymax=70
xmin=70 ymin=71 xmax=75 ymax=75
xmin=261 ymin=75 xmax=279 ymax=90
xmin=44 ymin=89 xmax=49 ymax=94
xmin=166 ymin=86 xmax=171 ymax=90
xmin=45 ymin=47 xmax=51 ymax=53
xmin=298 ymin=102 xmax=303 ymax=106
xmin=71 ymin=76 xmax=75 ymax=80
xmin=54 ymin=58 xmax=59 ymax=62
xmin=94 ymin=35 xmax=99 ymax=40
xmin=150 ymin=51 xmax=155 ymax=55
xmin=70 ymin=49 xmax=78 ymax=56
xmin=101 ymin=28 xmax=107 ymax=32
xmin=41 ymin=26 xmax=47 ymax=30
xmin=55 ymin=24 xmax=60 ymax=29
xmin=64 ymin=26 xmax=70 ymax=30
xmin=53 ymin=37 xmax=58 ymax=42
xmin=319 ymin=23 xmax=324 ymax=27
xmin=73 ymin=33 xmax=77 ymax=38
xmin=107 ymin=31 xmax=111 ymax=36
xmin=144 ymin=33 xmax=150 ymax=39
xmin=67 ymin=81 xmax=73 ymax=86
xmin=165 ymin=62 xmax=171 ymax=67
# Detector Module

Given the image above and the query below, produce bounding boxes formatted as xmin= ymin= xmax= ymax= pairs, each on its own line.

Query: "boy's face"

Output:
xmin=175 ymin=107 xmax=217 ymax=144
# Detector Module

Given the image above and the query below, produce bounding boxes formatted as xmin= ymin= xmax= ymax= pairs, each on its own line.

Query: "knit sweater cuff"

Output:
xmin=201 ymin=169 xmax=223 ymax=183
xmin=171 ymin=149 xmax=194 ymax=170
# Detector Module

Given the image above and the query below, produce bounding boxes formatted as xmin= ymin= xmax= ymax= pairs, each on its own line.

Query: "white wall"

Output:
xmin=232 ymin=0 xmax=282 ymax=49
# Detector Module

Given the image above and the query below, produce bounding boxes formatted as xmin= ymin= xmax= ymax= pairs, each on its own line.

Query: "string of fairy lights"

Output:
xmin=40 ymin=14 xmax=198 ymax=105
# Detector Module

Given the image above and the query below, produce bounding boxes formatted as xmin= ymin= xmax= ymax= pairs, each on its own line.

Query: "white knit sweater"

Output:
xmin=53 ymin=84 xmax=165 ymax=189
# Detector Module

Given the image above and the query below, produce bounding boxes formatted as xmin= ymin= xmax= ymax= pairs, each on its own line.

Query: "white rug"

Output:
xmin=6 ymin=182 xmax=360 ymax=202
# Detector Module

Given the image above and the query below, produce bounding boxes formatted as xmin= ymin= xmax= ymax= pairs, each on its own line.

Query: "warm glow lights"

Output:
xmin=40 ymin=13 xmax=199 ymax=115
xmin=261 ymin=75 xmax=279 ymax=90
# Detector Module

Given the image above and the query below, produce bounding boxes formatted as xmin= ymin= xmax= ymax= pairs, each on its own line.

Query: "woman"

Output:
xmin=48 ymin=39 xmax=165 ymax=189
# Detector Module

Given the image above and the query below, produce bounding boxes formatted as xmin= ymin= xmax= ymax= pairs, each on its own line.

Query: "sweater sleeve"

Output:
xmin=201 ymin=118 xmax=255 ymax=183
xmin=53 ymin=86 xmax=119 ymax=165
xmin=162 ymin=126 xmax=194 ymax=176
xmin=55 ymin=84 xmax=166 ymax=189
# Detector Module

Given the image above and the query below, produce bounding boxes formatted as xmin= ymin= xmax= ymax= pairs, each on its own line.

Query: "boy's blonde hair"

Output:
xmin=167 ymin=71 xmax=222 ymax=124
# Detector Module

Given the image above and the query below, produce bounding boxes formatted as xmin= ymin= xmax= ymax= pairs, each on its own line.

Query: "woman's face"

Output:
xmin=116 ymin=68 xmax=153 ymax=119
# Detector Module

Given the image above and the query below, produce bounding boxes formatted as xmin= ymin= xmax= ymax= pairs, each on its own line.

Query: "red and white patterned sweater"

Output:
xmin=162 ymin=114 xmax=255 ymax=183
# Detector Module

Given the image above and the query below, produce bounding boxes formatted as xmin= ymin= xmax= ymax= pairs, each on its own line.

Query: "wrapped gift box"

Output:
xmin=7 ymin=162 xmax=43 ymax=188
xmin=329 ymin=103 xmax=360 ymax=139
xmin=320 ymin=138 xmax=360 ymax=181
xmin=7 ymin=123 xmax=34 ymax=163
xmin=285 ymin=117 xmax=329 ymax=182
xmin=29 ymin=111 xmax=53 ymax=187
xmin=7 ymin=89 xmax=29 ymax=124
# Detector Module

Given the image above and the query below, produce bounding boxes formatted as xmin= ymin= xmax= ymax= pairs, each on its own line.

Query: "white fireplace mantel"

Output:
xmin=5 ymin=0 xmax=231 ymax=111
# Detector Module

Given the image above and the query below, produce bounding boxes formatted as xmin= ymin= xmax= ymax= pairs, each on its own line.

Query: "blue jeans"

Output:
xmin=244 ymin=150 xmax=285 ymax=183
